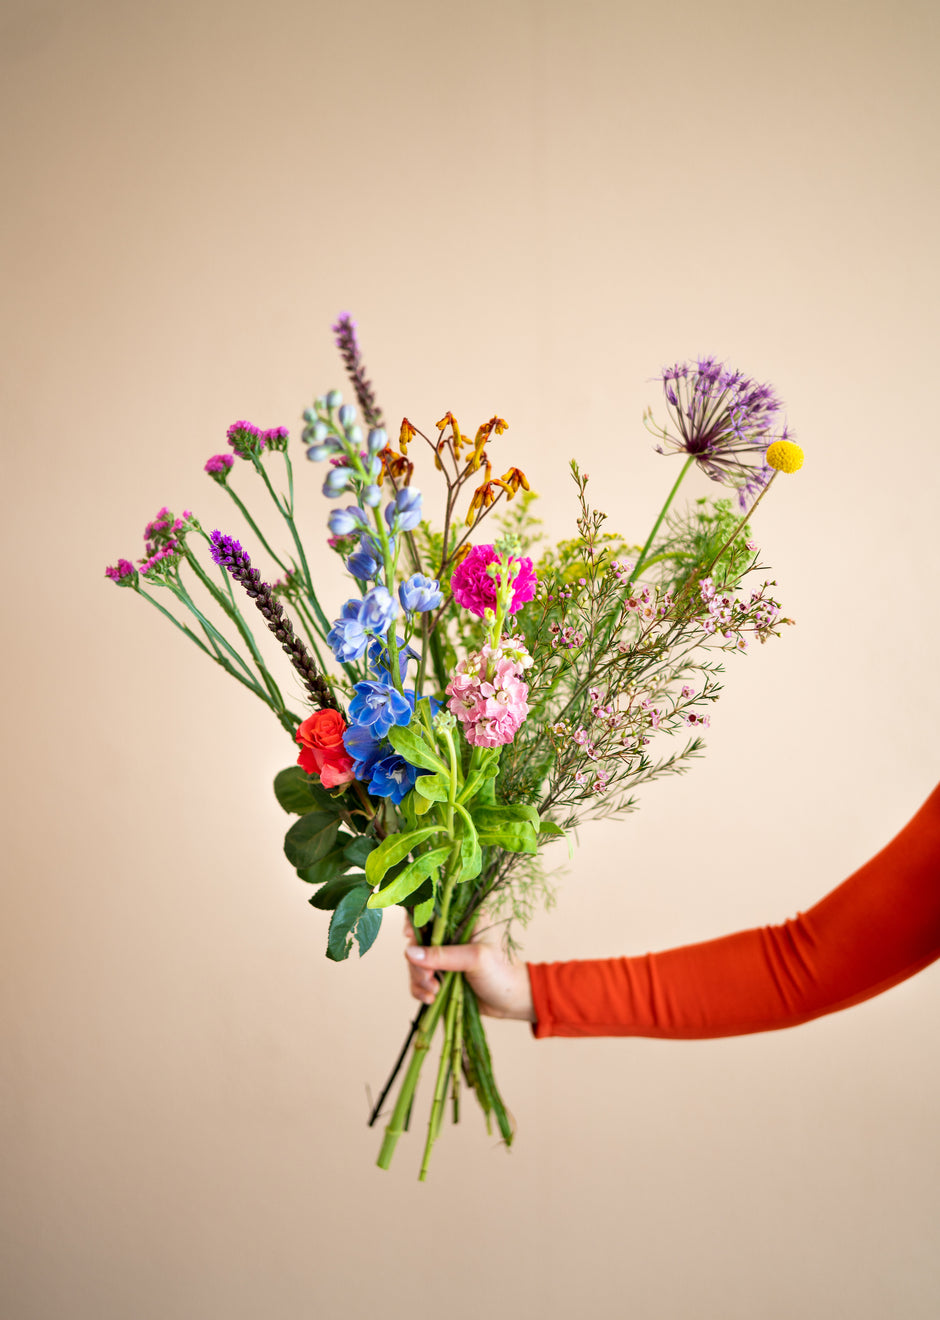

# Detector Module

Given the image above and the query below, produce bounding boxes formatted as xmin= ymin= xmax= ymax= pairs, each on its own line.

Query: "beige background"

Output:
xmin=3 ymin=0 xmax=939 ymax=1316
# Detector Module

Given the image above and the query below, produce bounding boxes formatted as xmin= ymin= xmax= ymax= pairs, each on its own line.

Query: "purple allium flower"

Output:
xmin=349 ymin=680 xmax=413 ymax=739
xmin=399 ymin=573 xmax=443 ymax=614
xmin=105 ymin=558 xmax=136 ymax=585
xmin=205 ymin=453 xmax=235 ymax=481
xmin=332 ymin=313 xmax=385 ymax=429
xmin=650 ymin=358 xmax=792 ymax=507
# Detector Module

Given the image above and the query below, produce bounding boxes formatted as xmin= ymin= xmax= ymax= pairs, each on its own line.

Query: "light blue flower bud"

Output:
xmin=345 ymin=424 xmax=363 ymax=446
xmin=306 ymin=445 xmax=332 ymax=462
xmin=326 ymin=389 xmax=343 ymax=409
xmin=362 ymin=484 xmax=382 ymax=507
xmin=302 ymin=407 xmax=317 ymax=423
xmin=367 ymin=427 xmax=387 ymax=454
xmin=368 ymin=455 xmax=383 ymax=480
xmin=338 ymin=404 xmax=356 ymax=427
xmin=386 ymin=486 xmax=423 ymax=532
xmin=347 ymin=549 xmax=381 ymax=581
xmin=323 ymin=467 xmax=353 ymax=497
xmin=328 ymin=506 xmax=366 ymax=537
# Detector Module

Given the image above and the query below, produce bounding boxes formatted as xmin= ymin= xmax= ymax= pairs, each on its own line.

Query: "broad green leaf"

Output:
xmin=473 ymin=805 xmax=539 ymax=855
xmin=412 ymin=895 xmax=435 ymax=927
xmin=284 ymin=811 xmax=341 ymax=868
xmin=327 ymin=884 xmax=382 ymax=960
xmin=414 ymin=772 xmax=450 ymax=803
xmin=309 ymin=872 xmax=367 ymax=910
xmin=453 ymin=803 xmax=483 ymax=881
xmin=386 ymin=722 xmax=448 ymax=774
xmin=297 ymin=843 xmax=352 ymax=886
xmin=274 ymin=765 xmax=335 ymax=814
xmin=457 ymin=749 xmax=500 ymax=805
xmin=343 ymin=835 xmax=378 ymax=868
xmin=412 ymin=790 xmax=434 ymax=817
xmin=367 ymin=846 xmax=452 ymax=909
xmin=364 ymin=826 xmax=444 ymax=888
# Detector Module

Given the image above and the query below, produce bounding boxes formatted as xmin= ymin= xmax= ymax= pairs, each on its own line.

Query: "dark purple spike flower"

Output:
xmin=209 ymin=531 xmax=337 ymax=710
xmin=332 ymin=313 xmax=385 ymax=429
xmin=649 ymin=357 xmax=792 ymax=508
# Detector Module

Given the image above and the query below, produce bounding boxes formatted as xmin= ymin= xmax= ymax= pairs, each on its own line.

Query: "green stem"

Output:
xmin=221 ymin=483 xmax=292 ymax=577
xmin=626 ymin=455 xmax=694 ymax=587
xmin=376 ymin=971 xmax=453 ymax=1171
xmin=419 ymin=974 xmax=460 ymax=1179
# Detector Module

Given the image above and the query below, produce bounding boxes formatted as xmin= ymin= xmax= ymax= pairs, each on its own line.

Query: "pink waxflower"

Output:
xmin=450 ymin=545 xmax=537 ymax=618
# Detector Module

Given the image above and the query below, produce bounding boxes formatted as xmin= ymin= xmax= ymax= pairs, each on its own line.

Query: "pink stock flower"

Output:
xmin=445 ymin=641 xmax=531 ymax=747
xmin=450 ymin=545 xmax=537 ymax=618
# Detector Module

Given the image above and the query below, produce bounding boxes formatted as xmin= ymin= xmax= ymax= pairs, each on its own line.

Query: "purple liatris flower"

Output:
xmin=332 ymin=312 xmax=385 ymax=429
xmin=399 ymin=573 xmax=443 ymax=613
xmin=650 ymin=358 xmax=792 ymax=507
xmin=349 ymin=680 xmax=413 ymax=739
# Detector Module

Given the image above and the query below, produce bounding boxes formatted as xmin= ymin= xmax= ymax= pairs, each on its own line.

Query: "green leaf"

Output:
xmin=412 ymin=895 xmax=435 ymax=927
xmin=538 ymin=819 xmax=565 ymax=837
xmin=457 ymin=749 xmax=500 ymax=805
xmin=343 ymin=835 xmax=378 ymax=868
xmin=473 ymin=804 xmax=539 ymax=855
xmin=309 ymin=872 xmax=367 ymax=910
xmin=414 ymin=772 xmax=450 ymax=803
xmin=453 ymin=803 xmax=483 ymax=881
xmin=367 ymin=846 xmax=452 ymax=909
xmin=297 ymin=843 xmax=352 ymax=886
xmin=364 ymin=826 xmax=444 ymax=888
xmin=327 ymin=884 xmax=382 ymax=960
xmin=413 ymin=790 xmax=434 ymax=817
xmin=386 ymin=722 xmax=448 ymax=774
xmin=273 ymin=766 xmax=334 ymax=815
xmin=284 ymin=811 xmax=341 ymax=868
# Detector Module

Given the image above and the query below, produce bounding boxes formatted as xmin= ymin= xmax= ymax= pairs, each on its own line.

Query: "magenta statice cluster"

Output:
xmin=450 ymin=545 xmax=537 ymax=619
xmin=445 ymin=639 xmax=532 ymax=747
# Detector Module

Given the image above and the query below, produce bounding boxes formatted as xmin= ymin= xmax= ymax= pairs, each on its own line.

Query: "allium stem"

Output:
xmin=627 ymin=455 xmax=694 ymax=588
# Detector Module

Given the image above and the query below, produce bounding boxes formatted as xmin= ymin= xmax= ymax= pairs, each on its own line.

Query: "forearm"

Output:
xmin=528 ymin=782 xmax=940 ymax=1039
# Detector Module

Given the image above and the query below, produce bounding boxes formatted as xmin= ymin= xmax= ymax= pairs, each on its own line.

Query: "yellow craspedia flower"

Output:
xmin=765 ymin=439 xmax=804 ymax=473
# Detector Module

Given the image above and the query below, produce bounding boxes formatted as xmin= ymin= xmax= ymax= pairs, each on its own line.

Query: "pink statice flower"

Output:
xmin=445 ymin=641 xmax=531 ymax=747
xmin=450 ymin=544 xmax=537 ymax=618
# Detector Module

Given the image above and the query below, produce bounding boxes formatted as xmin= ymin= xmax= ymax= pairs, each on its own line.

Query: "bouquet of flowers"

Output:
xmin=106 ymin=317 xmax=803 ymax=1178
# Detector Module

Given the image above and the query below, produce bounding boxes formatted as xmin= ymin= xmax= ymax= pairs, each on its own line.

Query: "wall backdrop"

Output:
xmin=3 ymin=1 xmax=939 ymax=1316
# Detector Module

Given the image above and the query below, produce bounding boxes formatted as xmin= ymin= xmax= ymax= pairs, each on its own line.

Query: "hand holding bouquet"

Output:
xmin=106 ymin=319 xmax=802 ymax=1177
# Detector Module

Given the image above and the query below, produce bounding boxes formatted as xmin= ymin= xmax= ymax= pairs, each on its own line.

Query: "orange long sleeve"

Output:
xmin=528 ymin=782 xmax=940 ymax=1039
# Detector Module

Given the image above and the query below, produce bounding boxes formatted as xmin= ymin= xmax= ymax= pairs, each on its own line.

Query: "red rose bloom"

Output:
xmin=295 ymin=708 xmax=356 ymax=788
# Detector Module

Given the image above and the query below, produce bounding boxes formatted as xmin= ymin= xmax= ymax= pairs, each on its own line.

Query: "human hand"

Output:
xmin=404 ymin=918 xmax=536 ymax=1022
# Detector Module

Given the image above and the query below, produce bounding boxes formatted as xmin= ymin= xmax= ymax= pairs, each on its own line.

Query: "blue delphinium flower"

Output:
xmin=346 ymin=547 xmax=381 ymax=581
xmin=343 ymin=722 xmax=387 ymax=780
xmin=385 ymin=487 xmax=423 ymax=532
xmin=323 ymin=467 xmax=353 ymax=498
xmin=328 ymin=506 xmax=368 ymax=537
xmin=327 ymin=600 xmax=369 ymax=663
xmin=368 ymin=753 xmax=423 ymax=805
xmin=399 ymin=573 xmax=443 ymax=614
xmin=349 ymin=680 xmax=413 ymax=738
xmin=359 ymin=584 xmax=397 ymax=637
xmin=366 ymin=636 xmax=419 ymax=684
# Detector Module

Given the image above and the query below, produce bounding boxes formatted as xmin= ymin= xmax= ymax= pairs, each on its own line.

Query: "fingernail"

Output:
xmin=406 ymin=947 xmax=426 ymax=961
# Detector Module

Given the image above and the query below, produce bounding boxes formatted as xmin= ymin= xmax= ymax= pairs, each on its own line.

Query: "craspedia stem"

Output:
xmin=209 ymin=531 xmax=338 ymax=710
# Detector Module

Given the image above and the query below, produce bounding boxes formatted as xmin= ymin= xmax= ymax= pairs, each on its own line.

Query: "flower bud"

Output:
xmin=362 ymin=484 xmax=382 ymax=507
xmin=338 ymin=404 xmax=356 ymax=427
xmin=326 ymin=389 xmax=343 ymax=409
xmin=367 ymin=427 xmax=387 ymax=454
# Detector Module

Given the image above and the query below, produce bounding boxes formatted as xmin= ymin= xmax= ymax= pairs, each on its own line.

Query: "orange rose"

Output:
xmin=296 ymin=709 xmax=356 ymax=788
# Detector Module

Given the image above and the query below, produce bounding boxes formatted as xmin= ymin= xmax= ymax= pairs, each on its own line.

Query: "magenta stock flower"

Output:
xmin=450 ymin=544 xmax=537 ymax=618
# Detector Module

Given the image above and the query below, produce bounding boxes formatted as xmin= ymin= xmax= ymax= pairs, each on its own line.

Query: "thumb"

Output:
xmin=405 ymin=944 xmax=482 ymax=974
